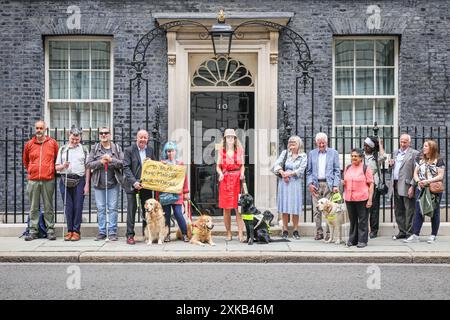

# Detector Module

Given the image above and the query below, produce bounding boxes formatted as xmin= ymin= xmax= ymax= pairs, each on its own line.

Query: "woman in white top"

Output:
xmin=404 ymin=140 xmax=445 ymax=244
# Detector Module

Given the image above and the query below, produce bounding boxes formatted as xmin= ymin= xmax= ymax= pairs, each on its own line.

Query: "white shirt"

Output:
xmin=318 ymin=149 xmax=327 ymax=179
xmin=393 ymin=148 xmax=408 ymax=180
xmin=137 ymin=143 xmax=147 ymax=164
xmin=56 ymin=144 xmax=86 ymax=176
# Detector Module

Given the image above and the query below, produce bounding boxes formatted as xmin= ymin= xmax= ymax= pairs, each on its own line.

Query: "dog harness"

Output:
xmin=325 ymin=211 xmax=336 ymax=222
xmin=241 ymin=213 xmax=254 ymax=221
xmin=330 ymin=192 xmax=343 ymax=203
xmin=325 ymin=194 xmax=345 ymax=223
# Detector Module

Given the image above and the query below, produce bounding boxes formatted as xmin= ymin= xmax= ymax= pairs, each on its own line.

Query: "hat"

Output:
xmin=224 ymin=128 xmax=236 ymax=137
xmin=364 ymin=137 xmax=375 ymax=148
xmin=70 ymin=127 xmax=81 ymax=136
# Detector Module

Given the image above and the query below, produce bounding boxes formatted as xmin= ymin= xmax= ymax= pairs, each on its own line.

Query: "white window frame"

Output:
xmin=332 ymin=36 xmax=398 ymax=137
xmin=44 ymin=36 xmax=114 ymax=132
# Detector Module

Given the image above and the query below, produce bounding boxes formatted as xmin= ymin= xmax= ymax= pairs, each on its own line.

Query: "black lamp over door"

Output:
xmin=210 ymin=9 xmax=233 ymax=57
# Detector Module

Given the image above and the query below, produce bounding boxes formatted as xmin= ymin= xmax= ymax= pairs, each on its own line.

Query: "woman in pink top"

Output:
xmin=342 ymin=148 xmax=374 ymax=248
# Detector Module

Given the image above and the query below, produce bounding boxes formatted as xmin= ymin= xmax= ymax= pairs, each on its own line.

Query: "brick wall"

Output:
xmin=1 ymin=0 xmax=450 ymax=213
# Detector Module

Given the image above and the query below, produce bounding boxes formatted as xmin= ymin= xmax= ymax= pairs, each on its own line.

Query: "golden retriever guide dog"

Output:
xmin=144 ymin=199 xmax=168 ymax=245
xmin=189 ymin=215 xmax=215 ymax=246
xmin=317 ymin=198 xmax=346 ymax=245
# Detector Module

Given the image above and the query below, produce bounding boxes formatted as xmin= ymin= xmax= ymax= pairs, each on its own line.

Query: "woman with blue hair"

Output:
xmin=160 ymin=141 xmax=189 ymax=242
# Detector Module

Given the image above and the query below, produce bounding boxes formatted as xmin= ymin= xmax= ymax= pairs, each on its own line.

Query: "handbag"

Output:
xmin=425 ymin=163 xmax=444 ymax=194
xmin=61 ymin=174 xmax=81 ymax=188
xmin=159 ymin=192 xmax=180 ymax=206
xmin=377 ymin=182 xmax=389 ymax=195
xmin=374 ymin=152 xmax=388 ymax=195
xmin=274 ymin=150 xmax=288 ymax=178
xmin=429 ymin=181 xmax=444 ymax=194
xmin=58 ymin=145 xmax=82 ymax=188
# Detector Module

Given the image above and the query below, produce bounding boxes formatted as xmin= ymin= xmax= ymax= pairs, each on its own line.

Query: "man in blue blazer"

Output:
xmin=123 ymin=130 xmax=155 ymax=244
xmin=306 ymin=132 xmax=341 ymax=240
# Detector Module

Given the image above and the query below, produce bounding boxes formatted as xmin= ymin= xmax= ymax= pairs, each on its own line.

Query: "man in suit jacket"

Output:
xmin=123 ymin=129 xmax=155 ymax=244
xmin=388 ymin=134 xmax=419 ymax=240
xmin=306 ymin=132 xmax=341 ymax=240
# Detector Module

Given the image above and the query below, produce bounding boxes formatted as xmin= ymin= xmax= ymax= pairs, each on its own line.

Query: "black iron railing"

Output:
xmin=0 ymin=127 xmax=160 ymax=224
xmin=1 ymin=126 xmax=449 ymax=223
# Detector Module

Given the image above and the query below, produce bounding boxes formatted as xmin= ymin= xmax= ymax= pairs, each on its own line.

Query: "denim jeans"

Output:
xmin=413 ymin=188 xmax=442 ymax=236
xmin=163 ymin=204 xmax=187 ymax=235
xmin=94 ymin=184 xmax=119 ymax=235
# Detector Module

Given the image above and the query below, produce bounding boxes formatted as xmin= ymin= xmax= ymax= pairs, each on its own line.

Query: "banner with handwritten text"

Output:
xmin=140 ymin=160 xmax=185 ymax=193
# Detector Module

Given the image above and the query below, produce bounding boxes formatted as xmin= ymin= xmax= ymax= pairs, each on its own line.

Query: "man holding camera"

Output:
xmin=363 ymin=136 xmax=387 ymax=239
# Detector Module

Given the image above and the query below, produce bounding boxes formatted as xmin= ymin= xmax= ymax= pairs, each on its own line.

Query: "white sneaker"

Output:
xmin=427 ymin=235 xmax=436 ymax=244
xmin=403 ymin=234 xmax=420 ymax=243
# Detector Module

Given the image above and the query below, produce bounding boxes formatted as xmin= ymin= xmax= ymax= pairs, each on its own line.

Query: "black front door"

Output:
xmin=190 ymin=92 xmax=254 ymax=216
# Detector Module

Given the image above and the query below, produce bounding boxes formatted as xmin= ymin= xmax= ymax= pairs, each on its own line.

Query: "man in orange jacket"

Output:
xmin=22 ymin=120 xmax=59 ymax=241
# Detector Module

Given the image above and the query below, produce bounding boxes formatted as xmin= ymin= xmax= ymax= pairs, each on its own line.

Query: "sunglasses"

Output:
xmin=99 ymin=132 xmax=110 ymax=135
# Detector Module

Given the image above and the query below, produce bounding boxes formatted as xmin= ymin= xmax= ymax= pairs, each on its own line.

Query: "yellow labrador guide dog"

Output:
xmin=317 ymin=193 xmax=347 ymax=245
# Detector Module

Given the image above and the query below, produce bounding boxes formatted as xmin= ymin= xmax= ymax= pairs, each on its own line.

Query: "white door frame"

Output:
xmin=166 ymin=34 xmax=279 ymax=214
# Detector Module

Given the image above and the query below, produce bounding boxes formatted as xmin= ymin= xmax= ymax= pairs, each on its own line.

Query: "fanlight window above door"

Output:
xmin=191 ymin=56 xmax=254 ymax=87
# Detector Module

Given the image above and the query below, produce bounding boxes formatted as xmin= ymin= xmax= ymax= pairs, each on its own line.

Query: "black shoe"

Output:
xmin=392 ymin=233 xmax=406 ymax=240
xmin=46 ymin=233 xmax=56 ymax=240
xmin=324 ymin=233 xmax=331 ymax=242
xmin=24 ymin=233 xmax=38 ymax=241
xmin=108 ymin=234 xmax=118 ymax=241
xmin=281 ymin=231 xmax=288 ymax=240
xmin=292 ymin=230 xmax=301 ymax=240
xmin=95 ymin=233 xmax=107 ymax=241
xmin=314 ymin=233 xmax=324 ymax=240
xmin=369 ymin=232 xmax=378 ymax=239
xmin=357 ymin=242 xmax=367 ymax=248
xmin=182 ymin=235 xmax=189 ymax=243
xmin=346 ymin=241 xmax=356 ymax=247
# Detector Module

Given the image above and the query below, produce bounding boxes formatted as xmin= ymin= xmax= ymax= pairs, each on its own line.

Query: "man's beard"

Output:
xmin=35 ymin=132 xmax=43 ymax=138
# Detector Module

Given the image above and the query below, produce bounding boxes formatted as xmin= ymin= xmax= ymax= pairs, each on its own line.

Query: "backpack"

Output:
xmin=345 ymin=164 xmax=367 ymax=175
xmin=20 ymin=209 xmax=47 ymax=239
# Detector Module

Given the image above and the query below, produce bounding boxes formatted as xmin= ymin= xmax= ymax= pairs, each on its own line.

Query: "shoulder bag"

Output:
xmin=426 ymin=163 xmax=444 ymax=194
xmin=274 ymin=150 xmax=288 ymax=178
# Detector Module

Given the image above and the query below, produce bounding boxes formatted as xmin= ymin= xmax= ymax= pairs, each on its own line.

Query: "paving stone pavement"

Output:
xmin=1 ymin=235 xmax=449 ymax=264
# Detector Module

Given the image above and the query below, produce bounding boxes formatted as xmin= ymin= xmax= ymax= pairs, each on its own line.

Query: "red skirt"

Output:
xmin=218 ymin=171 xmax=241 ymax=209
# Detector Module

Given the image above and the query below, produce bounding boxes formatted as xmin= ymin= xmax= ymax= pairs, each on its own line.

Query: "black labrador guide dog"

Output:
xmin=238 ymin=193 xmax=274 ymax=245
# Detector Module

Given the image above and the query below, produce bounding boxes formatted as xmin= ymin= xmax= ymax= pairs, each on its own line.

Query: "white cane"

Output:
xmin=104 ymin=162 xmax=110 ymax=242
xmin=62 ymin=148 xmax=69 ymax=240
